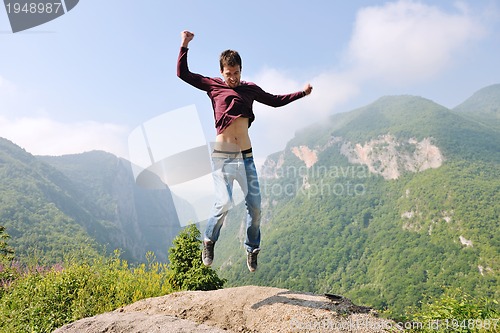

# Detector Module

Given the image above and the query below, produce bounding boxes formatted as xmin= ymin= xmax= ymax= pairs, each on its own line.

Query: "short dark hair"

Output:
xmin=220 ymin=49 xmax=242 ymax=71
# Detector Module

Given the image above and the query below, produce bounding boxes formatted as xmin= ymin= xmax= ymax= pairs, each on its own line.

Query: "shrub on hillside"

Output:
xmin=0 ymin=224 xmax=227 ymax=332
xmin=0 ymin=251 xmax=172 ymax=333
xmin=404 ymin=288 xmax=499 ymax=333
xmin=168 ymin=223 xmax=226 ymax=291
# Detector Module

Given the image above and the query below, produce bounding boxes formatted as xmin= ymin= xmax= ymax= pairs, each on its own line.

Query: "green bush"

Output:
xmin=168 ymin=224 xmax=226 ymax=291
xmin=0 ymin=250 xmax=172 ymax=333
xmin=0 ymin=224 xmax=228 ymax=333
xmin=0 ymin=226 xmax=14 ymax=262
xmin=404 ymin=288 xmax=499 ymax=332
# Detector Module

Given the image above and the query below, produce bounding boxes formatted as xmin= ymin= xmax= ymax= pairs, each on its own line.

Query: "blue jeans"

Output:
xmin=204 ymin=154 xmax=261 ymax=252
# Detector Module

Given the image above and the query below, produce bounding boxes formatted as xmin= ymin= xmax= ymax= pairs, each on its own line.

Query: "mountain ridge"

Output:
xmin=0 ymin=140 xmax=181 ymax=263
xmin=454 ymin=83 xmax=500 ymax=116
xmin=293 ymin=94 xmax=499 ymax=163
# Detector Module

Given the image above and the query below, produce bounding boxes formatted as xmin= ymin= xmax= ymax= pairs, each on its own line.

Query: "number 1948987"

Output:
xmin=6 ymin=2 xmax=62 ymax=14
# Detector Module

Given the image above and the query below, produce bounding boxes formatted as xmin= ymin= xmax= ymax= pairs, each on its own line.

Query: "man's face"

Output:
xmin=221 ymin=65 xmax=241 ymax=88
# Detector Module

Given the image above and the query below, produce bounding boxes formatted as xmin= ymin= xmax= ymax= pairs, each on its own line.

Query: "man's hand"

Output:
xmin=303 ymin=83 xmax=313 ymax=96
xmin=181 ymin=30 xmax=195 ymax=48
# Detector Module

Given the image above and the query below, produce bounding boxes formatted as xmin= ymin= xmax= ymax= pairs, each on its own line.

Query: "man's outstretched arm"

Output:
xmin=255 ymin=82 xmax=313 ymax=107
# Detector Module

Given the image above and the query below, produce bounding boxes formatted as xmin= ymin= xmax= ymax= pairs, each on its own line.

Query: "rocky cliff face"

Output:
xmin=263 ymin=134 xmax=443 ymax=181
xmin=339 ymin=135 xmax=443 ymax=180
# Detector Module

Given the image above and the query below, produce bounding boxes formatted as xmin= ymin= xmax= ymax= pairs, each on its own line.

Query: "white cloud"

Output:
xmin=0 ymin=116 xmax=129 ymax=157
xmin=0 ymin=75 xmax=129 ymax=158
xmin=346 ymin=0 xmax=485 ymax=84
xmin=247 ymin=69 xmax=359 ymax=158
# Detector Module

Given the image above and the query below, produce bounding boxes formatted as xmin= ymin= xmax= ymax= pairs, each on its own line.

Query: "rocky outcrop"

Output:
xmin=264 ymin=134 xmax=443 ymax=181
xmin=291 ymin=146 xmax=318 ymax=168
xmin=340 ymin=135 xmax=443 ymax=179
xmin=53 ymin=286 xmax=402 ymax=333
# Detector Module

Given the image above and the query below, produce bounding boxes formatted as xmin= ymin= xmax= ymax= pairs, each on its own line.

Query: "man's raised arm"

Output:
xmin=181 ymin=30 xmax=194 ymax=48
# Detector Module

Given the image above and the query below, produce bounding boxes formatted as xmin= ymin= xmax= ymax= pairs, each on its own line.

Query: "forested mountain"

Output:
xmin=0 ymin=142 xmax=181 ymax=264
xmin=213 ymin=84 xmax=500 ymax=315
xmin=453 ymin=83 xmax=500 ymax=129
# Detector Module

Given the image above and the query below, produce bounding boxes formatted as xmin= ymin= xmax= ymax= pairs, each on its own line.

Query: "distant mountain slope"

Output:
xmin=39 ymin=151 xmax=182 ymax=263
xmin=454 ymin=83 xmax=500 ymax=117
xmin=453 ymin=83 xmax=500 ymax=130
xmin=0 ymin=140 xmax=181 ymax=264
xmin=214 ymin=87 xmax=500 ymax=316
xmin=0 ymin=138 xmax=99 ymax=263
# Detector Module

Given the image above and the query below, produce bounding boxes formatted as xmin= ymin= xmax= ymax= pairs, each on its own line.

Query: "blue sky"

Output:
xmin=1 ymin=0 xmax=499 ymax=165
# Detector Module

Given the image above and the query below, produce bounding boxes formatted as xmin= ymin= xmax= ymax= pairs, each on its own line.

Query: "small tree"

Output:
xmin=0 ymin=225 xmax=15 ymax=289
xmin=168 ymin=224 xmax=226 ymax=291
xmin=0 ymin=225 xmax=14 ymax=262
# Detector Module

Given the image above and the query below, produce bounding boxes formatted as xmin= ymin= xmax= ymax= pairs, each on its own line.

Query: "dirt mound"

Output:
xmin=53 ymin=286 xmax=402 ymax=333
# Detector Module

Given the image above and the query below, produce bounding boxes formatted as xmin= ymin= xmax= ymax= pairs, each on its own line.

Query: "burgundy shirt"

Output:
xmin=177 ymin=47 xmax=306 ymax=135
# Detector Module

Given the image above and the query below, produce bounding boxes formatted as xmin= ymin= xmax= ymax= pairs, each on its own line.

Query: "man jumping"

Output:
xmin=177 ymin=30 xmax=312 ymax=272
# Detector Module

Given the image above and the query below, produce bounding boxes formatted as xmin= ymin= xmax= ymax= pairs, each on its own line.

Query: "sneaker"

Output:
xmin=202 ymin=241 xmax=214 ymax=266
xmin=246 ymin=248 xmax=260 ymax=272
